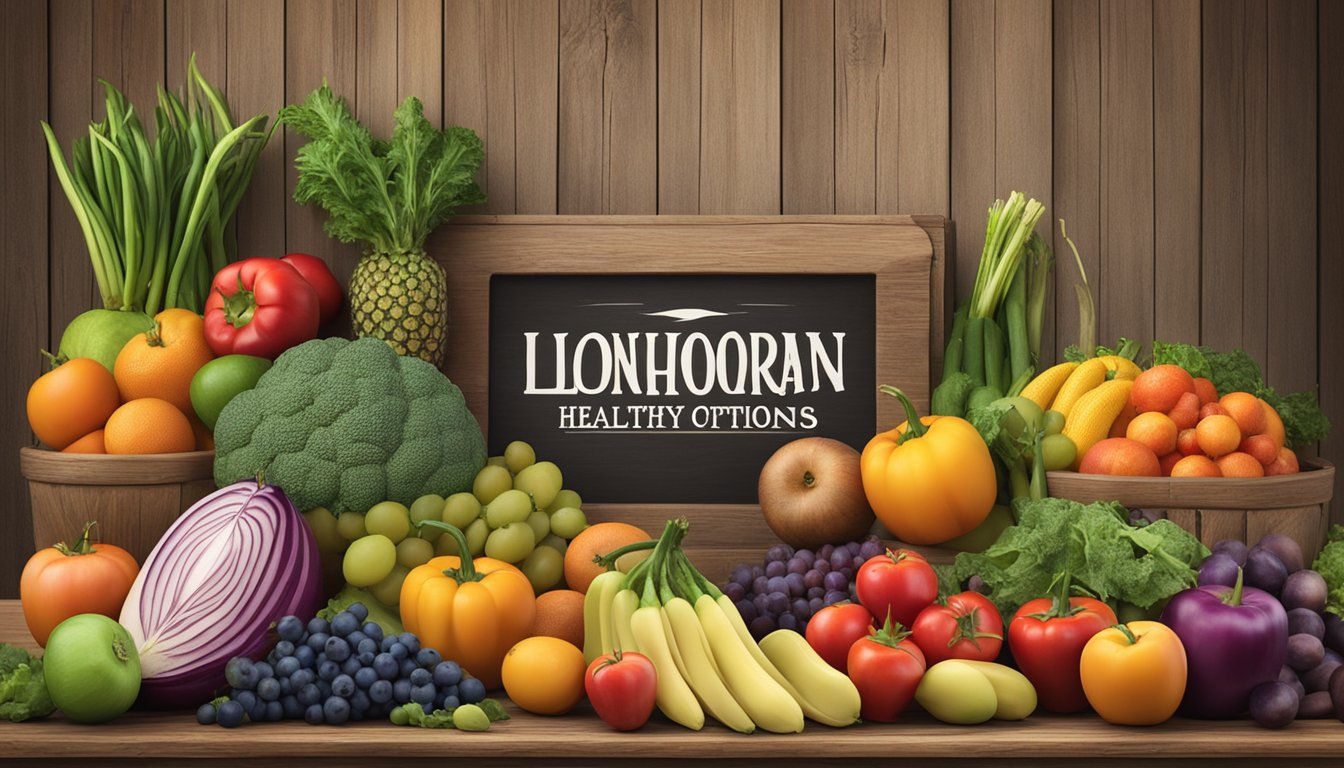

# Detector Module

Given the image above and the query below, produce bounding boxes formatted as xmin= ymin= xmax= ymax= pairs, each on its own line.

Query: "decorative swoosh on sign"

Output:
xmin=643 ymin=308 xmax=744 ymax=322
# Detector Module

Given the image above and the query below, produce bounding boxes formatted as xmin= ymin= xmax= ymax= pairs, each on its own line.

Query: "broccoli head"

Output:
xmin=213 ymin=337 xmax=486 ymax=513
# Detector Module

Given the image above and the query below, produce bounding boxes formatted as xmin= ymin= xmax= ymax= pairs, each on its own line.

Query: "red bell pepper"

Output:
xmin=204 ymin=258 xmax=320 ymax=360
xmin=1007 ymin=572 xmax=1118 ymax=713
xmin=280 ymin=253 xmax=343 ymax=326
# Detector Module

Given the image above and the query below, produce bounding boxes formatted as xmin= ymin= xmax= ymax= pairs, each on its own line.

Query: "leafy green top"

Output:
xmin=1312 ymin=525 xmax=1344 ymax=618
xmin=280 ymin=85 xmax=485 ymax=255
xmin=0 ymin=644 xmax=54 ymax=722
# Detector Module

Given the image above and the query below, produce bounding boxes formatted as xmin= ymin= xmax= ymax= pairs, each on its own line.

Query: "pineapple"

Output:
xmin=349 ymin=250 xmax=447 ymax=366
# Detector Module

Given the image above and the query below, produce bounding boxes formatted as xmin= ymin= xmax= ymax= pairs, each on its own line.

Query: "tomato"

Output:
xmin=584 ymin=648 xmax=658 ymax=731
xmin=1080 ymin=621 xmax=1187 ymax=726
xmin=1008 ymin=575 xmax=1117 ymax=713
xmin=281 ymin=253 xmax=344 ymax=326
xmin=501 ymin=636 xmax=586 ymax=715
xmin=846 ymin=619 xmax=927 ymax=722
xmin=20 ymin=522 xmax=139 ymax=647
xmin=203 ymin=257 xmax=320 ymax=360
xmin=854 ymin=548 xmax=938 ymax=629
xmin=26 ymin=357 xmax=121 ymax=450
xmin=805 ymin=603 xmax=874 ymax=674
xmin=911 ymin=591 xmax=1003 ymax=664
xmin=189 ymin=354 xmax=273 ymax=430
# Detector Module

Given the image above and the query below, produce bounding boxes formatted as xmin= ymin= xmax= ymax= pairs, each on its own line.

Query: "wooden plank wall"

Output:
xmin=1 ymin=0 xmax=1339 ymax=596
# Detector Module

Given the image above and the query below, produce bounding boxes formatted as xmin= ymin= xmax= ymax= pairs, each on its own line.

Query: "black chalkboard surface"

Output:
xmin=489 ymin=274 xmax=877 ymax=503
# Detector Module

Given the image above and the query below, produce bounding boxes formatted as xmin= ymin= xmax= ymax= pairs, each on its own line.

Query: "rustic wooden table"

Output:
xmin=1 ymin=600 xmax=1340 ymax=767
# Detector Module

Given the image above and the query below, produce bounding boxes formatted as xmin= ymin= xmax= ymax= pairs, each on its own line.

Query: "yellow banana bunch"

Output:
xmin=1019 ymin=353 xmax=1143 ymax=464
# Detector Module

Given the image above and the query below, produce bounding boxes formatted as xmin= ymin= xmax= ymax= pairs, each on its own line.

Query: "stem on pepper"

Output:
xmin=879 ymin=385 xmax=928 ymax=443
xmin=415 ymin=520 xmax=482 ymax=583
xmin=1220 ymin=567 xmax=1245 ymax=607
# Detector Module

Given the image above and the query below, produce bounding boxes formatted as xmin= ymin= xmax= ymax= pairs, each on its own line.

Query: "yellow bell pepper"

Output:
xmin=400 ymin=522 xmax=536 ymax=690
xmin=860 ymin=386 xmax=997 ymax=545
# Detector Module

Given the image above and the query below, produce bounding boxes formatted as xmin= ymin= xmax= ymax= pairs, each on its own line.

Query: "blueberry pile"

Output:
xmin=195 ymin=603 xmax=486 ymax=727
xmin=723 ymin=537 xmax=882 ymax=638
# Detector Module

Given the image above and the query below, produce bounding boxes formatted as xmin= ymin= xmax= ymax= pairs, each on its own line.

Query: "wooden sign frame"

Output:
xmin=428 ymin=215 xmax=949 ymax=573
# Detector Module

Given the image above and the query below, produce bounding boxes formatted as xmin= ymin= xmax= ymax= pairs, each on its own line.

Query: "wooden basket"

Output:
xmin=1047 ymin=458 xmax=1336 ymax=560
xmin=19 ymin=447 xmax=216 ymax=565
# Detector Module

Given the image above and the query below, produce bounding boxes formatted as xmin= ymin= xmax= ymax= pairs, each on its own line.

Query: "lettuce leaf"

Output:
xmin=0 ymin=645 xmax=54 ymax=722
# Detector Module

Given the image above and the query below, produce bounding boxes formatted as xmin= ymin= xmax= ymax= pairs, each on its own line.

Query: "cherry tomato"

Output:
xmin=1008 ymin=575 xmax=1117 ymax=713
xmin=855 ymin=548 xmax=938 ymax=628
xmin=910 ymin=591 xmax=1003 ymax=665
xmin=584 ymin=649 xmax=657 ymax=731
xmin=805 ymin=602 xmax=875 ymax=674
xmin=846 ymin=619 xmax=927 ymax=722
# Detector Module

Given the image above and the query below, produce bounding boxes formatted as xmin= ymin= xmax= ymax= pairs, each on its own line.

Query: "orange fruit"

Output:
xmin=1195 ymin=414 xmax=1241 ymax=458
xmin=103 ymin=398 xmax=195 ymax=455
xmin=1131 ymin=365 xmax=1196 ymax=414
xmin=1078 ymin=438 xmax=1161 ymax=477
xmin=1260 ymin=399 xmax=1286 ymax=450
xmin=1127 ymin=412 xmax=1179 ymax=456
xmin=1217 ymin=451 xmax=1265 ymax=478
xmin=1109 ymin=399 xmax=1140 ymax=439
xmin=26 ymin=358 xmax=121 ymax=450
xmin=1193 ymin=377 xmax=1219 ymax=405
xmin=61 ymin=429 xmax=106 ymax=454
xmin=564 ymin=522 xmax=652 ymax=593
xmin=1266 ymin=447 xmax=1300 ymax=476
xmin=114 ymin=309 xmax=214 ymax=417
xmin=1177 ymin=428 xmax=1201 ymax=456
xmin=1199 ymin=402 xmax=1230 ymax=421
xmin=531 ymin=589 xmax=585 ymax=648
xmin=1167 ymin=392 xmax=1201 ymax=430
xmin=1220 ymin=392 xmax=1267 ymax=436
xmin=190 ymin=414 xmax=214 ymax=452
xmin=1158 ymin=452 xmax=1183 ymax=476
xmin=1240 ymin=434 xmax=1279 ymax=467
xmin=1171 ymin=455 xmax=1222 ymax=478
xmin=501 ymin=636 xmax=586 ymax=715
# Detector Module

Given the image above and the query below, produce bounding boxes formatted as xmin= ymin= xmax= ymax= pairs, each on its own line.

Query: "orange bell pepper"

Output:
xmin=400 ymin=523 xmax=536 ymax=690
xmin=860 ymin=386 xmax=997 ymax=545
xmin=1079 ymin=620 xmax=1187 ymax=726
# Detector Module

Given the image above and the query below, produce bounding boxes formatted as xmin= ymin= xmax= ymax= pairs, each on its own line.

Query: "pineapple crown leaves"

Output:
xmin=280 ymin=83 xmax=484 ymax=255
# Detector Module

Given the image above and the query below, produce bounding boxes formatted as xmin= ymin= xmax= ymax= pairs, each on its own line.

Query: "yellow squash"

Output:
xmin=1020 ymin=362 xmax=1078 ymax=411
xmin=1062 ymin=379 xmax=1134 ymax=469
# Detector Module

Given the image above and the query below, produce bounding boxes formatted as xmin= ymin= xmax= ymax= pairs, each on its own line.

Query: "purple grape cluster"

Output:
xmin=724 ymin=536 xmax=884 ymax=639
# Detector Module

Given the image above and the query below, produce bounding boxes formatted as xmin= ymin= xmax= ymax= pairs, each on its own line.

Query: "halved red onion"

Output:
xmin=120 ymin=479 xmax=322 ymax=708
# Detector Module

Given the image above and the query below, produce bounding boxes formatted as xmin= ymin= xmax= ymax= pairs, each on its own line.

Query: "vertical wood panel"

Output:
xmin=513 ymin=0 xmax=560 ymax=214
xmin=1241 ymin=0 xmax=1270 ymax=370
xmin=1099 ymin=0 xmax=1154 ymax=347
xmin=1 ymin=0 xmax=47 ymax=600
xmin=782 ymin=0 xmax=835 ymax=214
xmin=657 ymin=0 xmax=702 ymax=213
xmin=228 ymin=0 xmax=287 ymax=258
xmin=399 ymin=0 xmax=444 ymax=124
xmin=1201 ymin=0 xmax=1243 ymax=352
xmin=892 ymin=0 xmax=949 ymax=217
xmin=1052 ymin=0 xmax=1100 ymax=358
xmin=949 ymin=0 xmax=995 ymax=307
xmin=1153 ymin=0 xmax=1202 ymax=344
xmin=1320 ymin=0 xmax=1344 ymax=525
xmin=356 ymin=0 xmax=398 ymax=137
xmin=699 ymin=0 xmax=781 ymax=214
xmin=835 ymin=0 xmax=884 ymax=215
xmin=166 ymin=0 xmax=227 ymax=92
xmin=558 ymin=0 xmax=658 ymax=214
xmin=442 ymin=0 xmax=490 ymax=211
xmin=92 ymin=0 xmax=165 ymax=122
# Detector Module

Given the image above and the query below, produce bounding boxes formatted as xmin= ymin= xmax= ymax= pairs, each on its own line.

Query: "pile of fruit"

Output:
xmin=723 ymin=538 xmax=878 ymax=638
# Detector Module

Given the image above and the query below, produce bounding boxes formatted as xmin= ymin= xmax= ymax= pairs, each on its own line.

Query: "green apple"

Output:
xmin=190 ymin=354 xmax=273 ymax=429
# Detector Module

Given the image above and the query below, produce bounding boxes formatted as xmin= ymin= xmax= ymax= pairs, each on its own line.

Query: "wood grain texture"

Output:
xmin=92 ymin=0 xmax=165 ymax=122
xmin=782 ymin=0 xmax=835 ymax=214
xmin=892 ymin=0 xmax=949 ymax=217
xmin=835 ymin=0 xmax=886 ymax=215
xmin=165 ymin=0 xmax=226 ymax=92
xmin=513 ymin=0 xmax=560 ymax=214
xmin=657 ymin=0 xmax=701 ymax=213
xmin=949 ymin=0 xmax=995 ymax=308
xmin=1322 ymin=0 xmax=1344 ymax=526
xmin=228 ymin=0 xmax=287 ymax=258
xmin=356 ymin=0 xmax=398 ymax=137
xmin=399 ymin=0 xmax=444 ymax=126
xmin=1152 ymin=0 xmax=1202 ymax=344
xmin=442 ymin=0 xmax=491 ymax=212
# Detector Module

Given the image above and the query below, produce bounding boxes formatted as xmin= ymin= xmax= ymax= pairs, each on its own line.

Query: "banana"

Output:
xmin=583 ymin=570 xmax=623 ymax=663
xmin=609 ymin=587 xmax=641 ymax=654
xmin=694 ymin=594 xmax=804 ymax=733
xmin=1020 ymin=361 xmax=1078 ymax=411
xmin=958 ymin=660 xmax=1038 ymax=720
xmin=759 ymin=629 xmax=861 ymax=727
xmin=1050 ymin=357 xmax=1108 ymax=416
xmin=665 ymin=597 xmax=756 ymax=733
xmin=596 ymin=570 xmax=627 ymax=658
xmin=630 ymin=602 xmax=704 ymax=730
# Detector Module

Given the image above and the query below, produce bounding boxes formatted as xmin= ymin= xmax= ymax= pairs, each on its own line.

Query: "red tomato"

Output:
xmin=805 ymin=603 xmax=874 ymax=674
xmin=20 ymin=522 xmax=139 ymax=647
xmin=854 ymin=548 xmax=938 ymax=628
xmin=846 ymin=621 xmax=927 ymax=722
xmin=281 ymin=253 xmax=344 ymax=326
xmin=1009 ymin=576 xmax=1119 ymax=713
xmin=584 ymin=649 xmax=657 ymax=731
xmin=910 ymin=591 xmax=1003 ymax=664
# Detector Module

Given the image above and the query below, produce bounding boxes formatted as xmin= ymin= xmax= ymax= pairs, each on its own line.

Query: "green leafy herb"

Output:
xmin=0 ymin=644 xmax=54 ymax=722
xmin=951 ymin=498 xmax=1207 ymax=619
xmin=1065 ymin=337 xmax=1142 ymax=364
xmin=317 ymin=584 xmax=404 ymax=636
xmin=1312 ymin=525 xmax=1344 ymax=617
xmin=390 ymin=699 xmax=510 ymax=729
xmin=281 ymin=85 xmax=485 ymax=255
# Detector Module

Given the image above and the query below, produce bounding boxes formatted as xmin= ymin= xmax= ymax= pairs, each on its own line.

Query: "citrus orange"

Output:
xmin=114 ymin=309 xmax=214 ymax=417
xmin=501 ymin=636 xmax=586 ymax=715
xmin=1220 ymin=392 xmax=1267 ymax=436
xmin=1171 ymin=455 xmax=1221 ymax=478
xmin=564 ymin=522 xmax=652 ymax=593
xmin=1127 ymin=412 xmax=1178 ymax=456
xmin=1199 ymin=402 xmax=1230 ymax=421
xmin=1193 ymin=377 xmax=1219 ymax=405
xmin=26 ymin=357 xmax=120 ymax=450
xmin=1260 ymin=399 xmax=1286 ymax=450
xmin=1109 ymin=399 xmax=1140 ymax=439
xmin=1167 ymin=392 xmax=1201 ymax=430
xmin=1078 ymin=438 xmax=1161 ymax=477
xmin=1158 ymin=451 xmax=1183 ymax=476
xmin=190 ymin=414 xmax=215 ymax=452
xmin=104 ymin=398 xmax=195 ymax=455
xmin=1177 ymin=428 xmax=1201 ymax=456
xmin=531 ymin=589 xmax=585 ymax=648
xmin=1240 ymin=434 xmax=1279 ymax=467
xmin=1216 ymin=451 xmax=1265 ymax=478
xmin=1195 ymin=414 xmax=1241 ymax=458
xmin=61 ymin=429 xmax=106 ymax=454
xmin=1131 ymin=365 xmax=1196 ymax=414
xmin=1265 ymin=447 xmax=1299 ymax=476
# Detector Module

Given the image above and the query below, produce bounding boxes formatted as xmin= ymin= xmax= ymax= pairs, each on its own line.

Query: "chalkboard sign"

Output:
xmin=488 ymin=274 xmax=877 ymax=503
xmin=432 ymin=215 xmax=947 ymax=514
